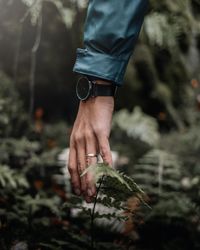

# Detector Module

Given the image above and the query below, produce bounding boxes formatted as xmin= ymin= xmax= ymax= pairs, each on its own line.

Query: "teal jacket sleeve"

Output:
xmin=73 ymin=0 xmax=149 ymax=86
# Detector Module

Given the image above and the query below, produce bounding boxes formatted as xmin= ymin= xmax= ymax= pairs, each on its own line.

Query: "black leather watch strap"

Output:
xmin=92 ymin=83 xmax=117 ymax=97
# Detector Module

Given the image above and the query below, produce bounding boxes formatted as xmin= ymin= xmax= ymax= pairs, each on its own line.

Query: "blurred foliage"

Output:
xmin=0 ymin=74 xmax=68 ymax=249
xmin=0 ymin=72 xmax=29 ymax=137
xmin=111 ymin=84 xmax=200 ymax=250
xmin=113 ymin=107 xmax=160 ymax=147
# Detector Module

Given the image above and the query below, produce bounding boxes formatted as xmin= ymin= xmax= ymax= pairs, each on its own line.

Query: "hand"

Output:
xmin=68 ymin=86 xmax=114 ymax=202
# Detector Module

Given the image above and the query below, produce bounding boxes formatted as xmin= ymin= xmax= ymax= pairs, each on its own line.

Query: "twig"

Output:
xmin=20 ymin=0 xmax=39 ymax=23
xmin=29 ymin=10 xmax=43 ymax=117
xmin=13 ymin=24 xmax=23 ymax=85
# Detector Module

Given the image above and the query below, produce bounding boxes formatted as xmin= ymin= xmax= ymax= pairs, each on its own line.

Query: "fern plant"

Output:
xmin=0 ymin=165 xmax=29 ymax=189
xmin=62 ymin=163 xmax=150 ymax=249
xmin=133 ymin=149 xmax=182 ymax=198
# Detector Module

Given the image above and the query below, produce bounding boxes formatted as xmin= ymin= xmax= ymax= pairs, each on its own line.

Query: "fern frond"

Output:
xmin=0 ymin=165 xmax=29 ymax=189
xmin=113 ymin=107 xmax=159 ymax=147
xmin=81 ymin=163 xmax=132 ymax=191
xmin=81 ymin=163 xmax=148 ymax=208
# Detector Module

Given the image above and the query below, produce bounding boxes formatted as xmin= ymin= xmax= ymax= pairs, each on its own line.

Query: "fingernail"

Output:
xmin=87 ymin=188 xmax=93 ymax=197
xmin=74 ymin=188 xmax=81 ymax=196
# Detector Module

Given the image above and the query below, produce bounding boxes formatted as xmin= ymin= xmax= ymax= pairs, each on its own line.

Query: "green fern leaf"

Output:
xmin=81 ymin=163 xmax=132 ymax=191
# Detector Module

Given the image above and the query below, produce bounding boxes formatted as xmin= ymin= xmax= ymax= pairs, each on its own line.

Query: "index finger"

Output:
xmin=96 ymin=134 xmax=113 ymax=167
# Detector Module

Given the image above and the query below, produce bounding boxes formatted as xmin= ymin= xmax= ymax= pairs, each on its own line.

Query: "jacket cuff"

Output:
xmin=73 ymin=48 xmax=129 ymax=86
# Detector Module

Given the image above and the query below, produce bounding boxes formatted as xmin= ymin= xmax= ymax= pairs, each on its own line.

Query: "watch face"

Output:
xmin=76 ymin=77 xmax=92 ymax=101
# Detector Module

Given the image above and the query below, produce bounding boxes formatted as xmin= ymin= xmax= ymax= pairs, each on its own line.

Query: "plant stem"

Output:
xmin=90 ymin=175 xmax=105 ymax=249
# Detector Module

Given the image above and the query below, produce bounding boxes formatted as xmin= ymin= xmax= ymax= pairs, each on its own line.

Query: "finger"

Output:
xmin=85 ymin=132 xmax=98 ymax=197
xmin=76 ymin=140 xmax=87 ymax=194
xmin=68 ymin=146 xmax=81 ymax=195
xmin=97 ymin=134 xmax=113 ymax=167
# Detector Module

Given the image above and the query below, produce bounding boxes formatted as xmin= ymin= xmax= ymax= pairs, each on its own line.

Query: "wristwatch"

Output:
xmin=76 ymin=76 xmax=117 ymax=101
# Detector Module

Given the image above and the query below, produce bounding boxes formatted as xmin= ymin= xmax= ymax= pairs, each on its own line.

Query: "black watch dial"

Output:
xmin=76 ymin=77 xmax=92 ymax=101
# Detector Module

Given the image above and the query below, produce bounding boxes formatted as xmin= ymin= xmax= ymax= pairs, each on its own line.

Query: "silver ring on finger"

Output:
xmin=86 ymin=153 xmax=98 ymax=158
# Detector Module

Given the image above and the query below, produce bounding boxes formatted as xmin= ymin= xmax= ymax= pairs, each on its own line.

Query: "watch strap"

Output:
xmin=92 ymin=82 xmax=117 ymax=97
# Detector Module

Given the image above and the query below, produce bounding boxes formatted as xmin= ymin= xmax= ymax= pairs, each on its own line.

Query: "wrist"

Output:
xmin=80 ymin=96 xmax=114 ymax=114
xmin=95 ymin=79 xmax=112 ymax=85
xmin=86 ymin=75 xmax=113 ymax=86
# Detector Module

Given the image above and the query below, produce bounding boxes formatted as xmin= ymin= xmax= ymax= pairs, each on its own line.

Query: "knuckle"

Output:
xmin=78 ymin=161 xmax=83 ymax=168
xmin=78 ymin=164 xmax=84 ymax=176
xmin=69 ymin=136 xmax=75 ymax=146
xmin=74 ymin=132 xmax=83 ymax=143
xmin=95 ymin=127 xmax=104 ymax=136
xmin=81 ymin=183 xmax=87 ymax=192
xmin=101 ymin=155 xmax=106 ymax=163
xmin=95 ymin=127 xmax=108 ymax=138
xmin=101 ymin=154 xmax=109 ymax=163
xmin=86 ymin=175 xmax=92 ymax=185
xmin=100 ymin=147 xmax=112 ymax=165
xmin=100 ymin=145 xmax=108 ymax=156
xmin=68 ymin=165 xmax=75 ymax=174
xmin=84 ymin=129 xmax=93 ymax=140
